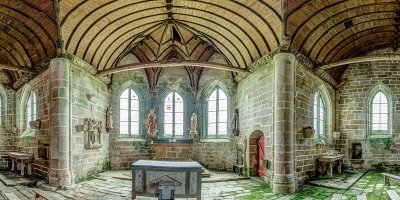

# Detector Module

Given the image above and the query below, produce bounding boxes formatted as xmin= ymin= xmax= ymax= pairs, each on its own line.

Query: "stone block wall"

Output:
xmin=191 ymin=140 xmax=236 ymax=171
xmin=339 ymin=48 xmax=400 ymax=167
xmin=236 ymin=61 xmax=274 ymax=180
xmin=70 ymin=65 xmax=110 ymax=182
xmin=295 ymin=65 xmax=335 ymax=183
xmin=109 ymin=139 xmax=153 ymax=169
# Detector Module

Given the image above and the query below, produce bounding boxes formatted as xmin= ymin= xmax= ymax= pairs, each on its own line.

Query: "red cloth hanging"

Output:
xmin=257 ymin=135 xmax=265 ymax=176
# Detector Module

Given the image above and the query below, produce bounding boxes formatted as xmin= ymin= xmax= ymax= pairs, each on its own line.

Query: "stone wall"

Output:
xmin=295 ymin=64 xmax=335 ymax=183
xmin=236 ymin=61 xmax=274 ymax=180
xmin=70 ymin=64 xmax=109 ymax=182
xmin=339 ymin=48 xmax=400 ymax=167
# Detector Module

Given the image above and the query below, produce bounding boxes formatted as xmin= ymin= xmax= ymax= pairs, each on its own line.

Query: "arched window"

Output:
xmin=120 ymin=89 xmax=139 ymax=135
xmin=208 ymin=89 xmax=227 ymax=137
xmin=26 ymin=91 xmax=36 ymax=128
xmin=313 ymin=92 xmax=325 ymax=136
xmin=371 ymin=92 xmax=389 ymax=133
xmin=0 ymin=95 xmax=3 ymax=126
xmin=164 ymin=92 xmax=183 ymax=137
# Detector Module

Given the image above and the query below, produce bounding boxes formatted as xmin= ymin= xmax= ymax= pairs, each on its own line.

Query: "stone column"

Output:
xmin=48 ymin=58 xmax=72 ymax=187
xmin=272 ymin=53 xmax=296 ymax=194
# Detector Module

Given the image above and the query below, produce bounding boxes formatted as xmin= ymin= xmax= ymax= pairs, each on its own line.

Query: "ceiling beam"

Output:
xmin=316 ymin=54 xmax=400 ymax=70
xmin=95 ymin=60 xmax=248 ymax=77
xmin=0 ymin=63 xmax=33 ymax=72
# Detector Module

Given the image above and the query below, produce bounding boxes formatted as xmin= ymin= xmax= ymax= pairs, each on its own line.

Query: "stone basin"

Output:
xmin=319 ymin=154 xmax=344 ymax=162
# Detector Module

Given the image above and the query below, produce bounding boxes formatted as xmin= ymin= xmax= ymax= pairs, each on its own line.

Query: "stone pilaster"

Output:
xmin=272 ymin=53 xmax=296 ymax=194
xmin=48 ymin=58 xmax=72 ymax=187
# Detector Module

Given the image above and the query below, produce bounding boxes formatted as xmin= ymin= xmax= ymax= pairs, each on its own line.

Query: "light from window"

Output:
xmin=313 ymin=93 xmax=325 ymax=135
xmin=26 ymin=92 xmax=37 ymax=127
xmin=120 ymin=89 xmax=139 ymax=135
xmin=164 ymin=92 xmax=184 ymax=137
xmin=208 ymin=89 xmax=227 ymax=137
xmin=0 ymin=95 xmax=2 ymax=125
xmin=372 ymin=92 xmax=388 ymax=131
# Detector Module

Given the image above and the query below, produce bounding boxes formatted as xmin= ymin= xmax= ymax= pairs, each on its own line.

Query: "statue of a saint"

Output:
xmin=106 ymin=106 xmax=113 ymax=133
xmin=190 ymin=113 xmax=198 ymax=139
xmin=231 ymin=108 xmax=239 ymax=136
xmin=144 ymin=108 xmax=158 ymax=139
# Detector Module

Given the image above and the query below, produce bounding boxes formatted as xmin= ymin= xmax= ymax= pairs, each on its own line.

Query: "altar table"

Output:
xmin=131 ymin=160 xmax=202 ymax=200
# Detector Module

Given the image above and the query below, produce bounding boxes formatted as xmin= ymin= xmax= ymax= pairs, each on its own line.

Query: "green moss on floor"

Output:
xmin=238 ymin=171 xmax=400 ymax=200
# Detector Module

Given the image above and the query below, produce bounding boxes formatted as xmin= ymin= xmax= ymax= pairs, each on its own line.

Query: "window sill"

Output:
xmin=368 ymin=134 xmax=392 ymax=139
xmin=200 ymin=138 xmax=230 ymax=143
xmin=115 ymin=137 xmax=146 ymax=142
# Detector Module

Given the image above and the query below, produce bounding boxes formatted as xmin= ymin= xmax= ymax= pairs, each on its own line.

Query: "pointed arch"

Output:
xmin=164 ymin=91 xmax=184 ymax=137
xmin=313 ymin=85 xmax=333 ymax=142
xmin=115 ymin=80 xmax=147 ymax=138
xmin=366 ymin=83 xmax=395 ymax=138
xmin=207 ymin=88 xmax=228 ymax=138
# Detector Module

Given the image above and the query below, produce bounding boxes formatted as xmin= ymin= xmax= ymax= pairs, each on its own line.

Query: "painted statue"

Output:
xmin=190 ymin=113 xmax=198 ymax=139
xmin=144 ymin=108 xmax=158 ymax=139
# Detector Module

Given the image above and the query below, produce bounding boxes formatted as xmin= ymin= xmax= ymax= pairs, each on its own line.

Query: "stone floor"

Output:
xmin=0 ymin=170 xmax=398 ymax=199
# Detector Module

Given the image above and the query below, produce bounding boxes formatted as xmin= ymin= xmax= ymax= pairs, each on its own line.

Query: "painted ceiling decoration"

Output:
xmin=0 ymin=0 xmax=397 ymax=87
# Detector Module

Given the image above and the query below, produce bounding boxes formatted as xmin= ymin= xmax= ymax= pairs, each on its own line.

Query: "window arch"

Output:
xmin=164 ymin=92 xmax=184 ymax=137
xmin=120 ymin=89 xmax=139 ymax=136
xmin=371 ymin=92 xmax=389 ymax=132
xmin=313 ymin=92 xmax=325 ymax=136
xmin=26 ymin=91 xmax=37 ymax=128
xmin=208 ymin=88 xmax=228 ymax=137
xmin=366 ymin=83 xmax=395 ymax=137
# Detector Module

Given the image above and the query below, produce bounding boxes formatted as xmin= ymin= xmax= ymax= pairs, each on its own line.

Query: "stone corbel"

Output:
xmin=29 ymin=120 xmax=41 ymax=130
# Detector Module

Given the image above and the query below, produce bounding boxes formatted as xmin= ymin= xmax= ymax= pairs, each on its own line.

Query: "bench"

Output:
xmin=381 ymin=173 xmax=400 ymax=186
xmin=387 ymin=190 xmax=400 ymax=200
xmin=32 ymin=189 xmax=62 ymax=200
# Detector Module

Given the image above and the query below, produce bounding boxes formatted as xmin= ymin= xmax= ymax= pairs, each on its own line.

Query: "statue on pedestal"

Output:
xmin=105 ymin=106 xmax=113 ymax=133
xmin=189 ymin=113 xmax=198 ymax=139
xmin=144 ymin=108 xmax=158 ymax=139
xmin=231 ymin=108 xmax=239 ymax=136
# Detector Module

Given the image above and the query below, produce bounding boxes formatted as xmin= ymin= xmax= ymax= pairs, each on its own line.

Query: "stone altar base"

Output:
xmin=150 ymin=139 xmax=211 ymax=178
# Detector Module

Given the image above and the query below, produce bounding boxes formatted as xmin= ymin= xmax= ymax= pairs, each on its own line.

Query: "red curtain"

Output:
xmin=257 ymin=135 xmax=265 ymax=176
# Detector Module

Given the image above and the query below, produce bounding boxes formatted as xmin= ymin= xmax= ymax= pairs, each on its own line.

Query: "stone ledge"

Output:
xmin=199 ymin=138 xmax=231 ymax=143
xmin=115 ymin=137 xmax=146 ymax=142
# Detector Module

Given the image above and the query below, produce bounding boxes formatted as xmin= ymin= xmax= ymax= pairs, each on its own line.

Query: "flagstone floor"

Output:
xmin=0 ymin=170 xmax=398 ymax=199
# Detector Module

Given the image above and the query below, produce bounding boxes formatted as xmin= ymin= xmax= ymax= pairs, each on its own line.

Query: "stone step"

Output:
xmin=2 ymin=192 xmax=20 ymax=200
xmin=357 ymin=194 xmax=367 ymax=200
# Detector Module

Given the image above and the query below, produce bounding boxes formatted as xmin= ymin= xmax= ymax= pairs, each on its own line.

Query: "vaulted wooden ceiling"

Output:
xmin=0 ymin=0 xmax=398 ymax=86
xmin=0 ymin=0 xmax=57 ymax=86
xmin=288 ymin=0 xmax=399 ymax=80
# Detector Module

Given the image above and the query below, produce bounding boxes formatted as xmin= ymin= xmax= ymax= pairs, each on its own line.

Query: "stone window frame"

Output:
xmin=163 ymin=92 xmax=184 ymax=138
xmin=206 ymin=87 xmax=229 ymax=138
xmin=26 ymin=91 xmax=37 ymax=128
xmin=115 ymin=81 xmax=146 ymax=139
xmin=17 ymin=84 xmax=38 ymax=136
xmin=157 ymin=87 xmax=191 ymax=139
xmin=201 ymin=81 xmax=232 ymax=140
xmin=366 ymin=83 xmax=395 ymax=139
xmin=119 ymin=88 xmax=140 ymax=136
xmin=313 ymin=85 xmax=333 ymax=144
xmin=0 ymin=84 xmax=7 ymax=129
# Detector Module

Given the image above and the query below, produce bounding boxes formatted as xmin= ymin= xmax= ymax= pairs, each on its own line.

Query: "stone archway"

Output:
xmin=249 ymin=130 xmax=264 ymax=176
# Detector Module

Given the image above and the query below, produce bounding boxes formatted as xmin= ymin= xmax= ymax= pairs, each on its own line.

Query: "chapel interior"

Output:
xmin=0 ymin=0 xmax=399 ymax=199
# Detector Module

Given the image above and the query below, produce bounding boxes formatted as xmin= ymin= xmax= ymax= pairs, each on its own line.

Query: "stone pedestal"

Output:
xmin=48 ymin=58 xmax=72 ymax=187
xmin=272 ymin=53 xmax=296 ymax=194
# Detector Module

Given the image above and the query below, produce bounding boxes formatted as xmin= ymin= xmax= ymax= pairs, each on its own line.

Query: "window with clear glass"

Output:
xmin=208 ymin=89 xmax=227 ymax=137
xmin=371 ymin=92 xmax=388 ymax=132
xmin=313 ymin=93 xmax=325 ymax=136
xmin=164 ymin=92 xmax=184 ymax=137
xmin=120 ymin=89 xmax=139 ymax=136
xmin=0 ymin=95 xmax=2 ymax=126
xmin=26 ymin=92 xmax=37 ymax=128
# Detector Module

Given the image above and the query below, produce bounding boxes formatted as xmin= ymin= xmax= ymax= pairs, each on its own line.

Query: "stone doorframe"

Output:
xmin=248 ymin=130 xmax=264 ymax=176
